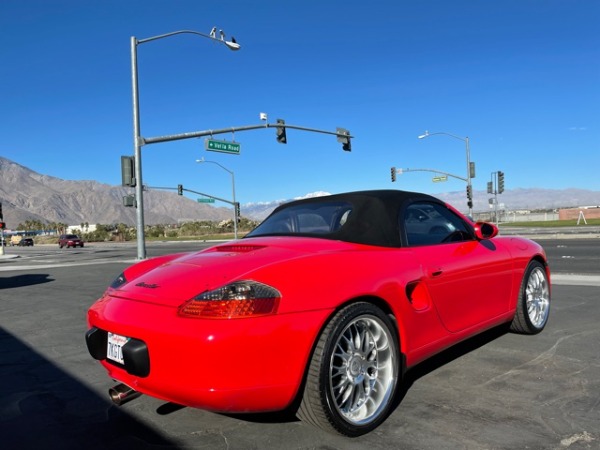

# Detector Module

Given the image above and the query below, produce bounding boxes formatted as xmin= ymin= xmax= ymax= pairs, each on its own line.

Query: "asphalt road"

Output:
xmin=534 ymin=238 xmax=600 ymax=276
xmin=0 ymin=240 xmax=599 ymax=449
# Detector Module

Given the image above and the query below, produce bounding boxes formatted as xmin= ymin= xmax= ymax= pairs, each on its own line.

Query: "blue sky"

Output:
xmin=2 ymin=0 xmax=599 ymax=208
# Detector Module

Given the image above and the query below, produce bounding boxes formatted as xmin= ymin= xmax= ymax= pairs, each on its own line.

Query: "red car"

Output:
xmin=85 ymin=190 xmax=551 ymax=436
xmin=59 ymin=234 xmax=84 ymax=248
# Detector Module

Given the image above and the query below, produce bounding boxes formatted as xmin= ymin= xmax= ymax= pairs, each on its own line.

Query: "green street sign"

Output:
xmin=205 ymin=138 xmax=240 ymax=154
xmin=432 ymin=176 xmax=448 ymax=182
xmin=197 ymin=197 xmax=215 ymax=203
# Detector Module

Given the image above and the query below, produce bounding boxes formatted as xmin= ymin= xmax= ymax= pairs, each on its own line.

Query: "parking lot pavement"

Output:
xmin=1 ymin=257 xmax=599 ymax=449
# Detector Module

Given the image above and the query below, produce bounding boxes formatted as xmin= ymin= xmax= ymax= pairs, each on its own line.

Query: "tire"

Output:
xmin=510 ymin=260 xmax=551 ymax=334
xmin=297 ymin=302 xmax=400 ymax=436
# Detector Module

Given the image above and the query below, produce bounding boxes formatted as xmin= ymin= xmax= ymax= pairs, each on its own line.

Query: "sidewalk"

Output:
xmin=500 ymin=225 xmax=600 ymax=239
xmin=0 ymin=253 xmax=19 ymax=261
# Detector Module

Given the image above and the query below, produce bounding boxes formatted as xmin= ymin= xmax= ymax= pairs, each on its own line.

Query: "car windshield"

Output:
xmin=66 ymin=235 xmax=79 ymax=239
xmin=247 ymin=201 xmax=353 ymax=238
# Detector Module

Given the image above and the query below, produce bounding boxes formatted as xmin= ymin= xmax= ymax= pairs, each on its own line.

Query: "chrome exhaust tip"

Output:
xmin=109 ymin=383 xmax=141 ymax=406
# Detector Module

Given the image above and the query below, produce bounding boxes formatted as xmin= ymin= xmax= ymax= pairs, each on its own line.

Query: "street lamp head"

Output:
xmin=224 ymin=37 xmax=241 ymax=51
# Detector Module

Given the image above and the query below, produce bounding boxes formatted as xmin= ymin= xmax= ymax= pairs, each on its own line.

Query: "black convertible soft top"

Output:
xmin=246 ymin=189 xmax=450 ymax=247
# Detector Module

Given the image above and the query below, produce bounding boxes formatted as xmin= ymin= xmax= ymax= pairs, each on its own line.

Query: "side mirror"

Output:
xmin=473 ymin=221 xmax=498 ymax=240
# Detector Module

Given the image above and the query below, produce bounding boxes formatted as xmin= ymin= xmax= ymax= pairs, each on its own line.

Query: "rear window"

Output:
xmin=247 ymin=201 xmax=353 ymax=237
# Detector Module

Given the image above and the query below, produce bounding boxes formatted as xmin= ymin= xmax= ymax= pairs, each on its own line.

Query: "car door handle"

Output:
xmin=429 ymin=268 xmax=443 ymax=277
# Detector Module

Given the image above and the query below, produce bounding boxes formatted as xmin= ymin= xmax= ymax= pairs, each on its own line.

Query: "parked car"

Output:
xmin=85 ymin=190 xmax=551 ymax=436
xmin=8 ymin=235 xmax=34 ymax=246
xmin=58 ymin=234 xmax=84 ymax=248
xmin=18 ymin=238 xmax=34 ymax=246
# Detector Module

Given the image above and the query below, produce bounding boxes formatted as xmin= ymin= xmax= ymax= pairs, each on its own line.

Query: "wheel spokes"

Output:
xmin=330 ymin=316 xmax=396 ymax=425
xmin=525 ymin=267 xmax=550 ymax=328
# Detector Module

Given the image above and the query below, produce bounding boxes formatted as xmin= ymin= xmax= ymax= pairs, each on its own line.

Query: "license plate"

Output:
xmin=107 ymin=332 xmax=129 ymax=365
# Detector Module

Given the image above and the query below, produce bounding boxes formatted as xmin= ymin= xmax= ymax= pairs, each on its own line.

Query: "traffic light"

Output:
xmin=276 ymin=119 xmax=287 ymax=144
xmin=498 ymin=171 xmax=505 ymax=194
xmin=466 ymin=184 xmax=473 ymax=201
xmin=0 ymin=222 xmax=5 ymax=230
xmin=235 ymin=202 xmax=241 ymax=221
xmin=121 ymin=156 xmax=135 ymax=187
xmin=391 ymin=167 xmax=397 ymax=182
xmin=177 ymin=184 xmax=183 ymax=195
xmin=336 ymin=127 xmax=351 ymax=151
xmin=469 ymin=161 xmax=476 ymax=179
xmin=487 ymin=181 xmax=493 ymax=194
xmin=0 ymin=201 xmax=3 ymax=220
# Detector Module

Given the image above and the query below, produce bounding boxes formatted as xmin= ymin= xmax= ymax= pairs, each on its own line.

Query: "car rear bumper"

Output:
xmin=86 ymin=294 xmax=330 ymax=412
xmin=86 ymin=327 xmax=150 ymax=377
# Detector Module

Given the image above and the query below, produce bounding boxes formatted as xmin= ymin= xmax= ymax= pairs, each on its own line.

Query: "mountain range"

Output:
xmin=1 ymin=156 xmax=599 ymax=229
xmin=0 ymin=157 xmax=233 ymax=229
xmin=242 ymin=188 xmax=600 ymax=220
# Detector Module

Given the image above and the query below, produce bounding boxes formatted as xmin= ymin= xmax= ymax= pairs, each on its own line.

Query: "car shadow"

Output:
xmin=157 ymin=399 xmax=299 ymax=425
xmin=0 ymin=327 xmax=178 ymax=449
xmin=0 ymin=273 xmax=54 ymax=289
xmin=393 ymin=323 xmax=511 ymax=408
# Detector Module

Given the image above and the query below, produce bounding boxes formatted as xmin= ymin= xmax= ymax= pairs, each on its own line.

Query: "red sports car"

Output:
xmin=85 ymin=190 xmax=551 ymax=436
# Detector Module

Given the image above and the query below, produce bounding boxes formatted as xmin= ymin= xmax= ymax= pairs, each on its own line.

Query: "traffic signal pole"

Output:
xmin=391 ymin=167 xmax=468 ymax=182
xmin=390 ymin=167 xmax=473 ymax=216
xmin=129 ymin=121 xmax=352 ymax=258
xmin=146 ymin=185 xmax=239 ymax=239
xmin=0 ymin=202 xmax=4 ymax=255
xmin=488 ymin=171 xmax=505 ymax=224
xmin=140 ymin=122 xmax=353 ymax=147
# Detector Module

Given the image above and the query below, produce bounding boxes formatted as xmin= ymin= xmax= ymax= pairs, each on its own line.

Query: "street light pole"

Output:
xmin=131 ymin=29 xmax=240 ymax=260
xmin=131 ymin=36 xmax=145 ymax=259
xmin=196 ymin=158 xmax=238 ymax=239
xmin=418 ymin=131 xmax=473 ymax=216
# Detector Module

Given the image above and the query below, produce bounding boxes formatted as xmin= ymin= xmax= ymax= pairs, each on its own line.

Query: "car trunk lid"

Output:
xmin=110 ymin=237 xmax=356 ymax=307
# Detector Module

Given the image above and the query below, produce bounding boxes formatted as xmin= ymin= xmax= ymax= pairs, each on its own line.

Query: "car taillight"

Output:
xmin=178 ymin=280 xmax=281 ymax=319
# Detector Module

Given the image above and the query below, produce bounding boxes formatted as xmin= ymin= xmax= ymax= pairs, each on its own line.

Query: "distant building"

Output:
xmin=558 ymin=206 xmax=600 ymax=220
xmin=67 ymin=224 xmax=97 ymax=234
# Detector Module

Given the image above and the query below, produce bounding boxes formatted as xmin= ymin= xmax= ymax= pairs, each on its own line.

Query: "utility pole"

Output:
xmin=0 ymin=202 xmax=5 ymax=255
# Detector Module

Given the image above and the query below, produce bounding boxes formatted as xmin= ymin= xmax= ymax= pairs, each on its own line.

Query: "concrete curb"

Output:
xmin=0 ymin=254 xmax=20 ymax=261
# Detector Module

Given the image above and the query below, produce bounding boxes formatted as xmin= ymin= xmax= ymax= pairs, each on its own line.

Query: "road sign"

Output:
xmin=122 ymin=195 xmax=135 ymax=207
xmin=432 ymin=176 xmax=448 ymax=182
xmin=197 ymin=197 xmax=215 ymax=203
xmin=205 ymin=138 xmax=240 ymax=154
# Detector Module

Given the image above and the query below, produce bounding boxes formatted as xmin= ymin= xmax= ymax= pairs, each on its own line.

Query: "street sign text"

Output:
xmin=205 ymin=139 xmax=240 ymax=154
